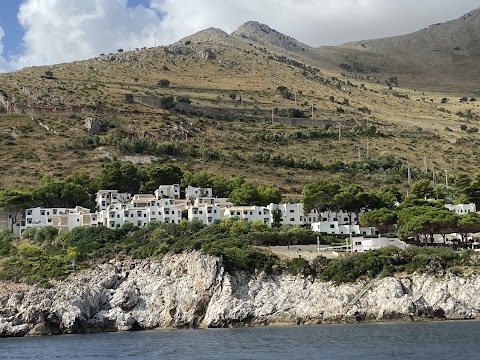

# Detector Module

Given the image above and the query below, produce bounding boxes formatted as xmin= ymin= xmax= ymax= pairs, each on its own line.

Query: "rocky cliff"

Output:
xmin=1 ymin=251 xmax=479 ymax=337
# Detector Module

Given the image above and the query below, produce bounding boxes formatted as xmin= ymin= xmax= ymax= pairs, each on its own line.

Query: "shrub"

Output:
xmin=158 ymin=79 xmax=171 ymax=87
xmin=176 ymin=96 xmax=191 ymax=104
xmin=125 ymin=94 xmax=134 ymax=103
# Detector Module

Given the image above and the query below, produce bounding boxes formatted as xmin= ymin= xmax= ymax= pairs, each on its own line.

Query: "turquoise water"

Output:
xmin=1 ymin=321 xmax=479 ymax=359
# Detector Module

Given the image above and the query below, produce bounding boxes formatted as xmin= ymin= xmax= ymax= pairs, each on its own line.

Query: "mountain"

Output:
xmin=232 ymin=21 xmax=313 ymax=53
xmin=329 ymin=8 xmax=480 ymax=90
xmin=0 ymin=12 xmax=480 ymax=191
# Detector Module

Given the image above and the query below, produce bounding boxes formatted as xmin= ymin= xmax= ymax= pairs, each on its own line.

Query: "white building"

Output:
xmin=22 ymin=206 xmax=98 ymax=233
xmin=224 ymin=206 xmax=271 ymax=224
xmin=312 ymin=221 xmax=378 ymax=236
xmin=268 ymin=203 xmax=305 ymax=226
xmin=98 ymin=197 xmax=182 ymax=229
xmin=95 ymin=190 xmax=131 ymax=211
xmin=185 ymin=186 xmax=213 ymax=200
xmin=351 ymin=237 xmax=407 ymax=252
xmin=445 ymin=203 xmax=477 ymax=215
xmin=155 ymin=184 xmax=180 ymax=199
xmin=0 ymin=210 xmax=24 ymax=235
xmin=188 ymin=198 xmax=222 ymax=225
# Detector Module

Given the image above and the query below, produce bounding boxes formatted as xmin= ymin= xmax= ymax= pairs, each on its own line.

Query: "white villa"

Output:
xmin=351 ymin=237 xmax=407 ymax=252
xmin=3 ymin=183 xmax=476 ymax=238
xmin=23 ymin=206 xmax=98 ymax=232
xmin=95 ymin=190 xmax=131 ymax=211
xmin=185 ymin=186 xmax=213 ymax=200
xmin=311 ymin=222 xmax=378 ymax=236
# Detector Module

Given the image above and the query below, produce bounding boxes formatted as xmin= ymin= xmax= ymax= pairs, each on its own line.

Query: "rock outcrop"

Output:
xmin=1 ymin=251 xmax=479 ymax=337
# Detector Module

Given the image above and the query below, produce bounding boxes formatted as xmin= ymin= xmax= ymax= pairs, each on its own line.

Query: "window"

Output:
xmin=77 ymin=219 xmax=79 ymax=222
xmin=344 ymin=217 xmax=349 ymax=222
xmin=355 ymin=242 xmax=362 ymax=245
xmin=290 ymin=218 xmax=295 ymax=222
xmin=40 ymin=210 xmax=45 ymax=216
xmin=289 ymin=210 xmax=295 ymax=213
xmin=330 ymin=224 xmax=335 ymax=229
xmin=333 ymin=217 xmax=338 ymax=221
xmin=53 ymin=209 xmax=57 ymax=215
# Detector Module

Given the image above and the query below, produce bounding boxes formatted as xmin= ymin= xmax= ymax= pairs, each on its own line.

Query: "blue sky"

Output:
xmin=0 ymin=0 xmax=479 ymax=72
xmin=0 ymin=0 xmax=150 ymax=56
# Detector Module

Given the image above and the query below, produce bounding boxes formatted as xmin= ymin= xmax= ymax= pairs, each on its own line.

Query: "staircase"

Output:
xmin=340 ymin=273 xmax=382 ymax=317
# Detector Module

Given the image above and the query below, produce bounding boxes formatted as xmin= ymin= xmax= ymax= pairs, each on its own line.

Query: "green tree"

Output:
xmin=333 ymin=184 xmax=376 ymax=224
xmin=410 ymin=179 xmax=435 ymax=199
xmin=0 ymin=190 xmax=33 ymax=231
xmin=257 ymin=184 xmax=282 ymax=206
xmin=228 ymin=182 xmax=259 ymax=206
xmin=397 ymin=206 xmax=458 ymax=243
xmin=360 ymin=208 xmax=397 ymax=235
xmin=374 ymin=185 xmax=403 ymax=209
xmin=302 ymin=180 xmax=341 ymax=214
xmin=457 ymin=212 xmax=480 ymax=244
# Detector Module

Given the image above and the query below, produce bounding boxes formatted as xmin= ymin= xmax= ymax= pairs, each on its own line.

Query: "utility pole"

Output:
xmin=445 ymin=170 xmax=448 ymax=188
xmin=424 ymin=155 xmax=428 ymax=173
xmin=294 ymin=90 xmax=297 ymax=106
xmin=356 ymin=145 xmax=361 ymax=162
xmin=271 ymin=108 xmax=274 ymax=124
xmin=366 ymin=140 xmax=369 ymax=158
xmin=311 ymin=105 xmax=314 ymax=118
xmin=338 ymin=123 xmax=342 ymax=142
xmin=432 ymin=164 xmax=436 ymax=185
xmin=407 ymin=161 xmax=411 ymax=186
xmin=240 ymin=90 xmax=243 ymax=107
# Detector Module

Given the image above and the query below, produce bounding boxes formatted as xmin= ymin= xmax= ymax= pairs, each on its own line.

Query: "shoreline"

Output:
xmin=1 ymin=252 xmax=480 ymax=337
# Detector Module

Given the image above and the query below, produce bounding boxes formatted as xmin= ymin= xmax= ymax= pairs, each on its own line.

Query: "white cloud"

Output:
xmin=12 ymin=0 xmax=165 ymax=69
xmin=7 ymin=0 xmax=480 ymax=69
xmin=150 ymin=0 xmax=480 ymax=47
xmin=0 ymin=24 xmax=12 ymax=72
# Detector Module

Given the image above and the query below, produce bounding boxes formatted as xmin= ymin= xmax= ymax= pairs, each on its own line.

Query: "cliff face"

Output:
xmin=1 ymin=252 xmax=479 ymax=337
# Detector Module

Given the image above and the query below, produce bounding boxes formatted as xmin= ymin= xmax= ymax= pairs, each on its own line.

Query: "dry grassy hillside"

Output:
xmin=1 ymin=21 xmax=480 ymax=193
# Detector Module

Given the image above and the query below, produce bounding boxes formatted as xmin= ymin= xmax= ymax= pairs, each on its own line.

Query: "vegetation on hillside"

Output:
xmin=0 ymin=222 xmax=475 ymax=287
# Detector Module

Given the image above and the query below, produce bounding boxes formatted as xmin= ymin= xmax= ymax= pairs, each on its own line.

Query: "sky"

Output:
xmin=0 ymin=0 xmax=479 ymax=72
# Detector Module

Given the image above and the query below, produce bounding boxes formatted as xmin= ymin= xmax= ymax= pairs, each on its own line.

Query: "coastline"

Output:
xmin=1 ymin=251 xmax=479 ymax=337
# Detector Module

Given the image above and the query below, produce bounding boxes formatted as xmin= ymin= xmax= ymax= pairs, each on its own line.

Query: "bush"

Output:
xmin=176 ymin=96 xmax=191 ymax=104
xmin=158 ymin=79 xmax=171 ymax=87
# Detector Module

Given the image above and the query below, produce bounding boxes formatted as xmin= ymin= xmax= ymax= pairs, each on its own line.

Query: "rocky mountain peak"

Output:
xmin=179 ymin=27 xmax=232 ymax=45
xmin=232 ymin=21 xmax=311 ymax=53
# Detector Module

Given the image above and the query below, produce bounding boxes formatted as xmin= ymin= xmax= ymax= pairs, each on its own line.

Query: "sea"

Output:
xmin=1 ymin=321 xmax=479 ymax=359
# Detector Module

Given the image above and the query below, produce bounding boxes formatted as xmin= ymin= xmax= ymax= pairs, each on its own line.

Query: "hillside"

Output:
xmin=0 ymin=15 xmax=480 ymax=193
xmin=328 ymin=8 xmax=480 ymax=91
